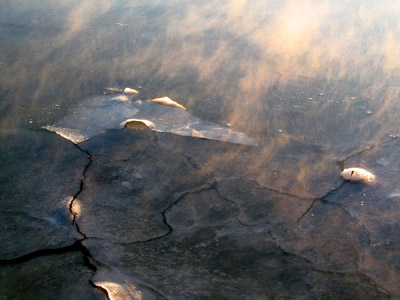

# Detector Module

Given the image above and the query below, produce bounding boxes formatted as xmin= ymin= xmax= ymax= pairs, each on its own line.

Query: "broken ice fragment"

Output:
xmin=123 ymin=87 xmax=139 ymax=94
xmin=341 ymin=168 xmax=375 ymax=183
xmin=95 ymin=282 xmax=136 ymax=299
xmin=149 ymin=96 xmax=186 ymax=110
xmin=104 ymin=87 xmax=123 ymax=93
xmin=122 ymin=119 xmax=155 ymax=130
xmin=104 ymin=87 xmax=139 ymax=94
xmin=71 ymin=199 xmax=81 ymax=220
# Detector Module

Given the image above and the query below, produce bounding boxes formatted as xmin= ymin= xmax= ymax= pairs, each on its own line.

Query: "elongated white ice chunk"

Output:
xmin=123 ymin=87 xmax=139 ymax=94
xmin=149 ymin=97 xmax=186 ymax=110
xmin=341 ymin=168 xmax=376 ymax=183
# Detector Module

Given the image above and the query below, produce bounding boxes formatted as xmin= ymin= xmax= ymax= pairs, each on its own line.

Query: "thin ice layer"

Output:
xmin=45 ymin=94 xmax=139 ymax=143
xmin=45 ymin=94 xmax=257 ymax=146
xmin=122 ymin=100 xmax=257 ymax=145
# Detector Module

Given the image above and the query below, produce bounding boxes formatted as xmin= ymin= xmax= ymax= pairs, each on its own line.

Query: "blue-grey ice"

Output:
xmin=45 ymin=91 xmax=257 ymax=146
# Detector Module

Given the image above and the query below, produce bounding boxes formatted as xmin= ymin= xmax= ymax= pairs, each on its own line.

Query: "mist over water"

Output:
xmin=1 ymin=0 xmax=400 ymax=149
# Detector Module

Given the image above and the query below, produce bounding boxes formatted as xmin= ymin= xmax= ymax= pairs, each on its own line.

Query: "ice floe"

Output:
xmin=45 ymin=89 xmax=257 ymax=146
xmin=341 ymin=167 xmax=376 ymax=183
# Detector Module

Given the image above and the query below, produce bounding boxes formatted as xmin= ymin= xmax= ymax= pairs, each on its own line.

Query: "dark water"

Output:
xmin=1 ymin=0 xmax=400 ymax=148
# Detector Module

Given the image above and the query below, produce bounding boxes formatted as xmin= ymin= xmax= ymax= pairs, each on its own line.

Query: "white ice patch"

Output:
xmin=341 ymin=167 xmax=376 ymax=183
xmin=123 ymin=87 xmax=139 ymax=94
xmin=148 ymin=96 xmax=186 ymax=110
xmin=45 ymin=92 xmax=257 ymax=146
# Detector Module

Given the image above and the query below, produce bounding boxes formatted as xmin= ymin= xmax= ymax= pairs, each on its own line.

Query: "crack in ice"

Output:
xmin=124 ymin=182 xmax=217 ymax=245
